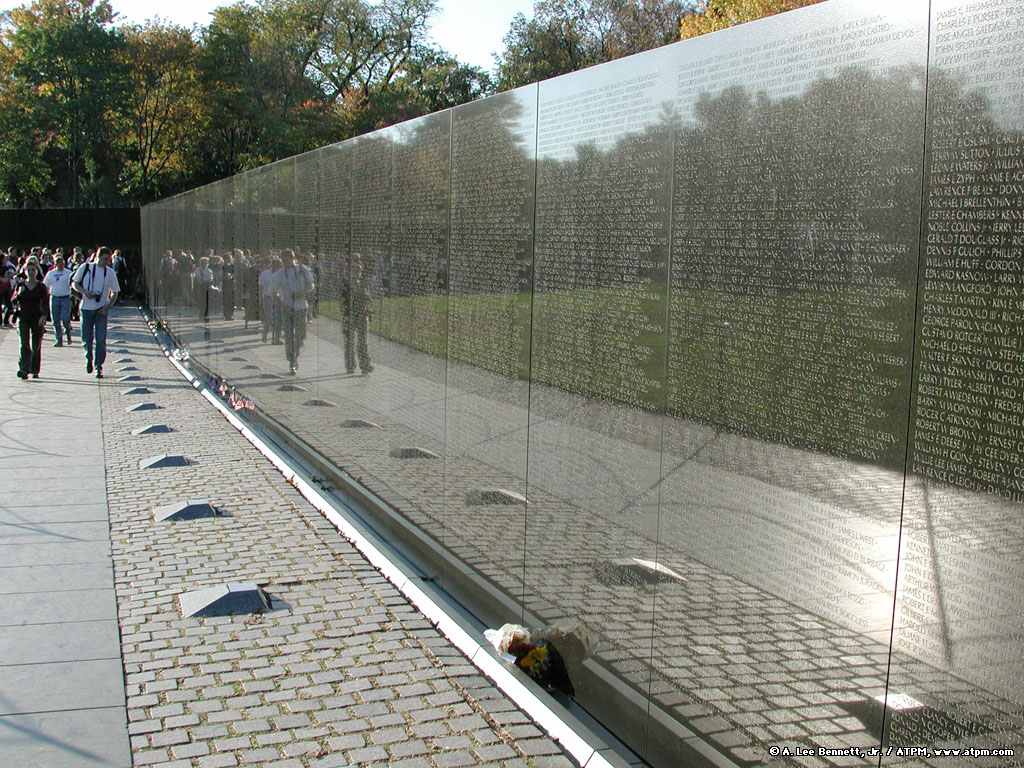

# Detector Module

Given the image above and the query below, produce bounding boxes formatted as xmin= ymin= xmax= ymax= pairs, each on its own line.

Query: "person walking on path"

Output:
xmin=72 ymin=247 xmax=120 ymax=379
xmin=343 ymin=254 xmax=373 ymax=375
xmin=44 ymin=254 xmax=74 ymax=346
xmin=12 ymin=258 xmax=49 ymax=379
xmin=0 ymin=253 xmax=15 ymax=327
xmin=275 ymin=249 xmax=315 ymax=375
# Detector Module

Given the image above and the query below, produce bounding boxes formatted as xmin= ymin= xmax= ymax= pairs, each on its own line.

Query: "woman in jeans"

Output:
xmin=12 ymin=259 xmax=49 ymax=379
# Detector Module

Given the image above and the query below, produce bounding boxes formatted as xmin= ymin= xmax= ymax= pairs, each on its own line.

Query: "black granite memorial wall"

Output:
xmin=0 ymin=207 xmax=142 ymax=258
xmin=141 ymin=1 xmax=1024 ymax=765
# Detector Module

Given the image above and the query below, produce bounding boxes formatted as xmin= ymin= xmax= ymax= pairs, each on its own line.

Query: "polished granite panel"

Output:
xmin=140 ymin=1 xmax=1024 ymax=764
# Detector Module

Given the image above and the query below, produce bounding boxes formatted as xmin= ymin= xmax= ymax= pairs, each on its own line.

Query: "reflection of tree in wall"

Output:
xmin=316 ymin=145 xmax=353 ymax=309
xmin=448 ymin=91 xmax=536 ymax=379
xmin=348 ymin=134 xmax=394 ymax=334
xmin=532 ymin=118 xmax=673 ymax=409
xmin=390 ymin=111 xmax=451 ymax=354
xmin=669 ymin=66 xmax=926 ymax=468
xmin=155 ymin=60 xmax=1024 ymax=494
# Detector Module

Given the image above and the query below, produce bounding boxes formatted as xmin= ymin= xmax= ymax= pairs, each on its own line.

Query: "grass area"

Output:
xmin=323 ymin=285 xmax=912 ymax=468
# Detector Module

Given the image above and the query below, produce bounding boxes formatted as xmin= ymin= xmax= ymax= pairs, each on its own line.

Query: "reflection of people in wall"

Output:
xmin=275 ymin=248 xmax=315 ymax=375
xmin=222 ymin=251 xmax=235 ymax=321
xmin=193 ymin=256 xmax=214 ymax=321
xmin=259 ymin=257 xmax=279 ymax=344
xmin=343 ymin=253 xmax=372 ymax=375
xmin=241 ymin=250 xmax=259 ymax=330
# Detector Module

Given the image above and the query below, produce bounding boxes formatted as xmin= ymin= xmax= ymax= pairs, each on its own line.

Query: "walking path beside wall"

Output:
xmin=0 ymin=308 xmax=583 ymax=768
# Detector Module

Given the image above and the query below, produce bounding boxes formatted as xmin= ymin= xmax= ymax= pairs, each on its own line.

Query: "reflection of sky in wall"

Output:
xmin=930 ymin=0 xmax=1024 ymax=132
xmin=534 ymin=0 xmax=928 ymax=162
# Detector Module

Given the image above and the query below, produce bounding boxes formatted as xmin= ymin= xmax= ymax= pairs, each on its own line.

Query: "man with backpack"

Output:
xmin=72 ymin=247 xmax=120 ymax=379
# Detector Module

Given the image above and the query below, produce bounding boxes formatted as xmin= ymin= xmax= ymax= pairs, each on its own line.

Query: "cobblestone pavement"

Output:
xmin=151 ymin=299 xmax=1024 ymax=768
xmin=98 ymin=306 xmax=579 ymax=768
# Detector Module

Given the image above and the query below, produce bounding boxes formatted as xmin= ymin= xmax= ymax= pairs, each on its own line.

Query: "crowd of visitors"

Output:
xmin=157 ymin=247 xmax=372 ymax=375
xmin=2 ymin=243 xmax=375 ymax=380
xmin=2 ymin=245 xmax=123 ymax=380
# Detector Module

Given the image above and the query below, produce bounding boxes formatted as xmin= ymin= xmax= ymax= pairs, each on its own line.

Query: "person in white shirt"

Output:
xmin=274 ymin=249 xmax=315 ymax=375
xmin=43 ymin=255 xmax=74 ymax=346
xmin=71 ymin=247 xmax=120 ymax=379
xmin=193 ymin=256 xmax=215 ymax=322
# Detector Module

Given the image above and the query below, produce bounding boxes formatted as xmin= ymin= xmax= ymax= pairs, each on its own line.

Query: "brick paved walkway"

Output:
xmin=1 ymin=308 xmax=587 ymax=768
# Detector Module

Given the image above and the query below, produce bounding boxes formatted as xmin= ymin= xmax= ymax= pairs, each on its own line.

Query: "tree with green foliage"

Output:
xmin=679 ymin=0 xmax=825 ymax=39
xmin=4 ymin=0 xmax=127 ymax=206
xmin=0 ymin=18 xmax=50 ymax=206
xmin=494 ymin=0 xmax=690 ymax=91
xmin=117 ymin=21 xmax=204 ymax=203
xmin=341 ymin=46 xmax=490 ymax=135
xmin=197 ymin=0 xmax=331 ymax=174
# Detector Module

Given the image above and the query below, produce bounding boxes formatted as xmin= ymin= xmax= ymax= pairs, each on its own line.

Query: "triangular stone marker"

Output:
xmin=154 ymin=499 xmax=219 ymax=522
xmin=115 ymin=357 xmax=133 ymax=364
xmin=303 ymin=399 xmax=336 ymax=407
xmin=140 ymin=453 xmax=190 ymax=469
xmin=389 ymin=446 xmax=439 ymax=459
xmin=467 ymin=488 xmax=528 ymax=506
xmin=594 ymin=558 xmax=686 ymax=587
xmin=230 ymin=357 xmax=247 ymax=362
xmin=127 ymin=403 xmax=161 ymax=412
xmin=840 ymin=693 xmax=993 ymax=744
xmin=242 ymin=365 xmax=259 ymax=370
xmin=179 ymin=582 xmax=270 ymax=618
xmin=277 ymin=384 xmax=308 ymax=392
xmin=118 ymin=375 xmax=143 ymax=382
xmin=132 ymin=424 xmax=172 ymax=436
xmin=116 ymin=366 xmax=139 ymax=372
xmin=341 ymin=419 xmax=381 ymax=429
xmin=122 ymin=387 xmax=151 ymax=395
xmin=258 ymin=373 xmax=282 ymax=380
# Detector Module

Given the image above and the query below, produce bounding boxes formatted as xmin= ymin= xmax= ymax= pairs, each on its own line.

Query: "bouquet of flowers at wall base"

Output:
xmin=484 ymin=620 xmax=592 ymax=697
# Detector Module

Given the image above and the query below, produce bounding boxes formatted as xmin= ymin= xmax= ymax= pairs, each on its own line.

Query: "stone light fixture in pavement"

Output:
xmin=120 ymin=387 xmax=151 ymax=395
xmin=303 ymin=398 xmax=337 ymax=407
xmin=593 ymin=558 xmax=687 ymax=588
xmin=131 ymin=423 xmax=173 ymax=435
xmin=340 ymin=419 xmax=382 ymax=429
xmin=126 ymin=402 xmax=161 ymax=412
xmin=114 ymin=357 xmax=133 ymax=363
xmin=153 ymin=499 xmax=220 ymax=522
xmin=117 ymin=374 xmax=143 ymax=382
xmin=389 ymin=446 xmax=441 ymax=459
xmin=277 ymin=384 xmax=309 ymax=391
xmin=138 ymin=453 xmax=191 ymax=469
xmin=839 ymin=693 xmax=993 ymax=745
xmin=466 ymin=488 xmax=529 ymax=506
xmin=116 ymin=365 xmax=139 ymax=372
xmin=178 ymin=582 xmax=271 ymax=618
